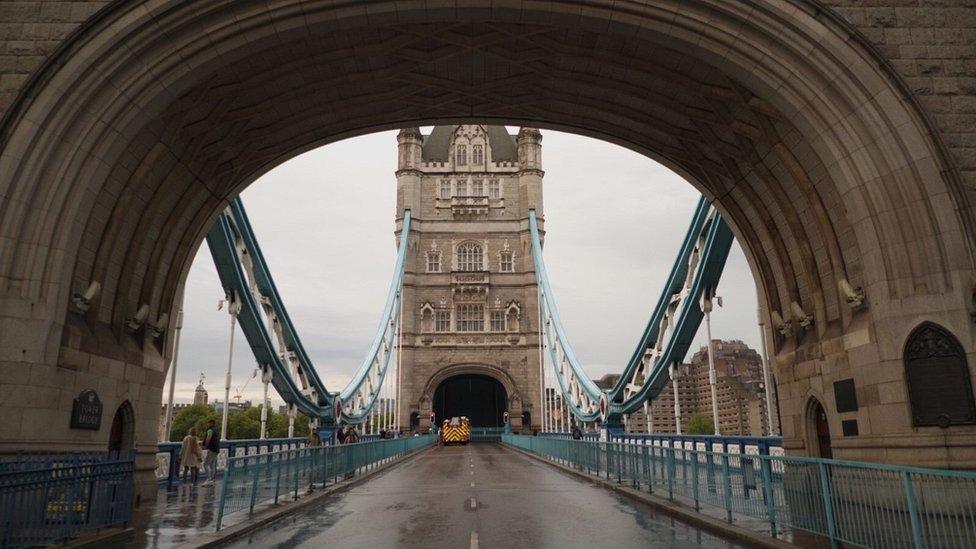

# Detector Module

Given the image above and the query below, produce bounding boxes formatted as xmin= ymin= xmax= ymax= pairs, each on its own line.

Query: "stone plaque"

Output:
xmin=833 ymin=378 xmax=858 ymax=413
xmin=70 ymin=389 xmax=103 ymax=430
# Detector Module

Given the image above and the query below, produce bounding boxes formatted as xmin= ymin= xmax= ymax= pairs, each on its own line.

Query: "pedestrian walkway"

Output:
xmin=225 ymin=444 xmax=743 ymax=548
xmin=127 ymin=479 xmax=225 ymax=548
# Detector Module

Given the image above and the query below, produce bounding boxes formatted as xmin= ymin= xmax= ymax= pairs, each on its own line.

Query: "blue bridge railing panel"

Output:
xmin=156 ymin=437 xmax=305 ymax=486
xmin=503 ymin=435 xmax=976 ymax=548
xmin=0 ymin=451 xmax=134 ymax=547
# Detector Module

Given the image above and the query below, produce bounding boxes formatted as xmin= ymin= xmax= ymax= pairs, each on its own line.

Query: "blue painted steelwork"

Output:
xmin=0 ymin=451 xmax=134 ymax=547
xmin=528 ymin=211 xmax=603 ymax=421
xmin=206 ymin=200 xmax=412 ymax=424
xmin=215 ymin=435 xmax=435 ymax=530
xmin=504 ymin=435 xmax=976 ymax=548
xmin=528 ymin=197 xmax=734 ymax=422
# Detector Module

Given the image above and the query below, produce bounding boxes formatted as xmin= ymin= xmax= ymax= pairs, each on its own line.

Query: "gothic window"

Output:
xmin=472 ymin=179 xmax=484 ymax=197
xmin=426 ymin=251 xmax=441 ymax=273
xmin=488 ymin=179 xmax=501 ymax=199
xmin=455 ymin=145 xmax=467 ymax=166
xmin=491 ymin=310 xmax=506 ymax=332
xmin=472 ymin=144 xmax=484 ymax=165
xmin=506 ymin=302 xmax=521 ymax=332
xmin=456 ymin=242 xmax=483 ymax=271
xmin=435 ymin=311 xmax=451 ymax=332
xmin=420 ymin=304 xmax=434 ymax=332
xmin=904 ymin=322 xmax=976 ymax=427
xmin=455 ymin=179 xmax=467 ymax=197
xmin=440 ymin=180 xmax=451 ymax=199
xmin=500 ymin=251 xmax=514 ymax=272
xmin=456 ymin=304 xmax=484 ymax=332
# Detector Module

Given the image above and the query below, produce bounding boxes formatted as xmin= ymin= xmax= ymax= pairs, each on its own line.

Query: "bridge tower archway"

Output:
xmin=433 ymin=374 xmax=508 ymax=429
xmin=0 ymin=1 xmax=973 ymax=501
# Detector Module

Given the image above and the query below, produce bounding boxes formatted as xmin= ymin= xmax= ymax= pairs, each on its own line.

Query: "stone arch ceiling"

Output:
xmin=0 ymin=1 xmax=970 ymax=358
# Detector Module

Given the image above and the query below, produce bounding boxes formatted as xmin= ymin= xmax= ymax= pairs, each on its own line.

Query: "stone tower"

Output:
xmin=395 ymin=125 xmax=544 ymax=433
xmin=193 ymin=375 xmax=208 ymax=406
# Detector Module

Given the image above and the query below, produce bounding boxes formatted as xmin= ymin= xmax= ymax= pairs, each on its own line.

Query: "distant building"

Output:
xmin=193 ymin=377 xmax=208 ymax=406
xmin=625 ymin=340 xmax=769 ymax=436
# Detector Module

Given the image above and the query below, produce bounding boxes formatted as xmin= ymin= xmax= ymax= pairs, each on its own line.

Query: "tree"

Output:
xmin=169 ymin=404 xmax=217 ymax=442
xmin=685 ymin=413 xmax=715 ymax=435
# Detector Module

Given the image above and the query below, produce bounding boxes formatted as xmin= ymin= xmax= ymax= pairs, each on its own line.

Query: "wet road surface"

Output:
xmin=227 ymin=443 xmax=742 ymax=548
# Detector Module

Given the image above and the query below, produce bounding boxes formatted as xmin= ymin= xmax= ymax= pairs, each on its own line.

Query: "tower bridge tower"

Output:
xmin=395 ymin=125 xmax=544 ymax=433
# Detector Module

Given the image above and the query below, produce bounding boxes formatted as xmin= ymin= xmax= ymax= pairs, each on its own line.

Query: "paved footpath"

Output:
xmin=225 ymin=443 xmax=742 ymax=549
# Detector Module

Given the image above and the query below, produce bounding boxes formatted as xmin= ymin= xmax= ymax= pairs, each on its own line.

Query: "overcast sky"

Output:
xmin=164 ymin=129 xmax=760 ymax=406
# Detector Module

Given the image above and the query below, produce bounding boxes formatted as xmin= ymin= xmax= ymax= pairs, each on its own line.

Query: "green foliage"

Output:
xmin=169 ymin=404 xmax=311 ymax=442
xmin=168 ymin=404 xmax=217 ymax=442
xmin=685 ymin=413 xmax=715 ymax=435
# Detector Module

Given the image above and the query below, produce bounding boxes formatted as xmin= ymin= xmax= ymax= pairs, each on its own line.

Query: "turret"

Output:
xmin=517 ymin=127 xmax=544 ymax=215
xmin=396 ymin=127 xmax=424 ymax=216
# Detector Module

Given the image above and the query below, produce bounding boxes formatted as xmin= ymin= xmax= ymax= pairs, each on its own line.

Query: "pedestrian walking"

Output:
xmin=202 ymin=419 xmax=220 ymax=485
xmin=180 ymin=427 xmax=204 ymax=483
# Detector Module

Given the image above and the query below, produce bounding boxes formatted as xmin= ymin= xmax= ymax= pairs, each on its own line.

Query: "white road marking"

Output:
xmin=470 ymin=531 xmax=479 ymax=549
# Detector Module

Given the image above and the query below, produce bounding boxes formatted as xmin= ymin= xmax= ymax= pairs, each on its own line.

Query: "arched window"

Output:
xmin=426 ymin=251 xmax=441 ymax=273
xmin=456 ymin=242 xmax=483 ymax=271
xmin=472 ymin=144 xmax=484 ymax=165
xmin=499 ymin=251 xmax=514 ymax=272
xmin=904 ymin=322 xmax=976 ymax=427
xmin=455 ymin=144 xmax=467 ymax=166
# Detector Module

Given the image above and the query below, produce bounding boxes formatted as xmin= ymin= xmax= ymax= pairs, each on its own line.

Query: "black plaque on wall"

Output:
xmin=70 ymin=389 xmax=103 ymax=430
xmin=834 ymin=378 xmax=858 ymax=413
xmin=842 ymin=419 xmax=859 ymax=437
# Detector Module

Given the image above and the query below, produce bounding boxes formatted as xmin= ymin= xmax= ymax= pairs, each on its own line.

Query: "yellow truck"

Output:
xmin=441 ymin=417 xmax=471 ymax=445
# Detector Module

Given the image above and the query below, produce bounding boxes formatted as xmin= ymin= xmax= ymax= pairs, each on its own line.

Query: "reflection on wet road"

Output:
xmin=227 ymin=443 xmax=742 ymax=548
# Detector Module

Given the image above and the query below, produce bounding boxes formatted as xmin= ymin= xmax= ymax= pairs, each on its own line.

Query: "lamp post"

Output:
xmin=670 ymin=363 xmax=682 ymax=435
xmin=758 ymin=306 xmax=780 ymax=435
xmin=701 ymin=292 xmax=722 ymax=435
xmin=219 ymin=294 xmax=240 ymax=441
xmin=162 ymin=308 xmax=184 ymax=442
xmin=259 ymin=366 xmax=272 ymax=439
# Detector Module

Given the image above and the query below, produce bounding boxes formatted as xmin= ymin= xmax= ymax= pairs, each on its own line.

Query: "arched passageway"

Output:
xmin=0 ymin=1 xmax=974 ymax=500
xmin=434 ymin=374 xmax=508 ymax=428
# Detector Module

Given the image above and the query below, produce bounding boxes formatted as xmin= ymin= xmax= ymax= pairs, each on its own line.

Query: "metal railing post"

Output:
xmin=274 ymin=453 xmax=283 ymax=504
xmin=666 ymin=447 xmax=675 ymax=500
xmin=215 ymin=457 xmax=233 ymax=531
xmin=248 ymin=457 xmax=259 ymax=514
xmin=722 ymin=453 xmax=732 ymax=523
xmin=760 ymin=456 xmax=777 ymax=538
xmin=692 ymin=449 xmax=700 ymax=511
xmin=902 ymin=471 xmax=924 ymax=549
xmin=818 ymin=462 xmax=838 ymax=548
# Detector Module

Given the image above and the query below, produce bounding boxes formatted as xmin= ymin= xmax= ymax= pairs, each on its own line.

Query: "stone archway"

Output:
xmin=0 ymin=2 xmax=973 ymax=499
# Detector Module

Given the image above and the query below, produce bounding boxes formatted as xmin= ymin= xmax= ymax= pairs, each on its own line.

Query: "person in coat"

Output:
xmin=180 ymin=427 xmax=204 ymax=483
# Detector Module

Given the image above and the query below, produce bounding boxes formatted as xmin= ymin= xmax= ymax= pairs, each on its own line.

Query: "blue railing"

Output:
xmin=540 ymin=431 xmax=599 ymax=441
xmin=503 ymin=435 xmax=976 ymax=548
xmin=215 ymin=435 xmax=435 ymax=530
xmin=612 ymin=434 xmax=783 ymax=456
xmin=0 ymin=451 xmax=134 ymax=548
xmin=156 ymin=437 xmax=305 ymax=486
xmin=470 ymin=428 xmax=506 ymax=442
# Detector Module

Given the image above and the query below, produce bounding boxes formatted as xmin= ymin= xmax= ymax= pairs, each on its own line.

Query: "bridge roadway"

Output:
xmin=226 ymin=443 xmax=741 ymax=548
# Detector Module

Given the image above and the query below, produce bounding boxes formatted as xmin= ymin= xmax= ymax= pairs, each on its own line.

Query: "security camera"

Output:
xmin=71 ymin=281 xmax=101 ymax=312
xmin=838 ymin=279 xmax=865 ymax=309
xmin=149 ymin=313 xmax=169 ymax=339
xmin=771 ymin=310 xmax=793 ymax=338
xmin=790 ymin=301 xmax=813 ymax=327
xmin=126 ymin=304 xmax=150 ymax=332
